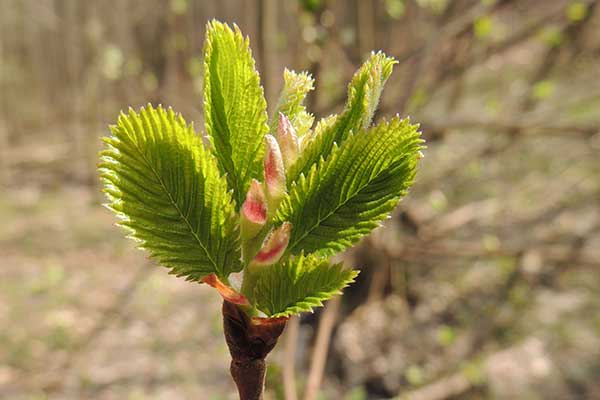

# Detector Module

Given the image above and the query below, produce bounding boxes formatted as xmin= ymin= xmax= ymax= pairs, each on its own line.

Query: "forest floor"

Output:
xmin=0 ymin=184 xmax=244 ymax=400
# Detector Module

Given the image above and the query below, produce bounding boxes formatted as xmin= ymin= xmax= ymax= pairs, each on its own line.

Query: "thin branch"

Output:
xmin=303 ymin=296 xmax=341 ymax=400
xmin=421 ymin=118 xmax=599 ymax=139
xmin=283 ymin=316 xmax=300 ymax=400
xmin=396 ymin=372 xmax=472 ymax=400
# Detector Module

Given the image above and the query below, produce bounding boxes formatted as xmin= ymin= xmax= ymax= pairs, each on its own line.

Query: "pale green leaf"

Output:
xmin=270 ymin=69 xmax=315 ymax=137
xmin=287 ymin=52 xmax=397 ymax=184
xmin=99 ymin=105 xmax=241 ymax=281
xmin=203 ymin=20 xmax=269 ymax=207
xmin=276 ymin=117 xmax=423 ymax=256
xmin=254 ymin=254 xmax=359 ymax=317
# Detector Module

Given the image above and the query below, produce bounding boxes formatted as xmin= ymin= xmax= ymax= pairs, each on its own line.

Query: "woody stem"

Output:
xmin=222 ymin=300 xmax=287 ymax=400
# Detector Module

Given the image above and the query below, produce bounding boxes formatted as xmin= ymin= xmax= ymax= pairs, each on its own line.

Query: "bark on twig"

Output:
xmin=283 ymin=316 xmax=300 ymax=400
xmin=303 ymin=296 xmax=341 ymax=400
xmin=222 ymin=301 xmax=287 ymax=400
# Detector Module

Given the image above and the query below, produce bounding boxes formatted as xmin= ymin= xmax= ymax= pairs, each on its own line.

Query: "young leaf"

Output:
xmin=276 ymin=117 xmax=423 ymax=256
xmin=254 ymin=254 xmax=359 ymax=318
xmin=99 ymin=105 xmax=241 ymax=281
xmin=287 ymin=52 xmax=397 ymax=184
xmin=270 ymin=69 xmax=315 ymax=137
xmin=204 ymin=20 xmax=269 ymax=207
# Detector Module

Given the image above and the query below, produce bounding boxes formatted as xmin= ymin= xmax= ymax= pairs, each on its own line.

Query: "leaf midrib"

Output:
xmin=129 ymin=137 xmax=220 ymax=273
xmin=287 ymin=160 xmax=392 ymax=254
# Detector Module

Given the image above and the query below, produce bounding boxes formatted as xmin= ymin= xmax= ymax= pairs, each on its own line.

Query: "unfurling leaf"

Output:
xmin=264 ymin=134 xmax=287 ymax=214
xmin=271 ymin=69 xmax=315 ymax=137
xmin=277 ymin=113 xmax=300 ymax=168
xmin=287 ymin=52 xmax=397 ymax=184
xmin=204 ymin=20 xmax=269 ymax=207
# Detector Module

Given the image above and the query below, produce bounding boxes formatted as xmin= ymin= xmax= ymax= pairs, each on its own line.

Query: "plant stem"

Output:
xmin=303 ymin=296 xmax=340 ymax=400
xmin=222 ymin=300 xmax=287 ymax=400
xmin=282 ymin=316 xmax=299 ymax=400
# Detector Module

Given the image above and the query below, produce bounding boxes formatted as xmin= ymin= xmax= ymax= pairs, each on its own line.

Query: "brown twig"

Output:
xmin=222 ymin=301 xmax=287 ymax=400
xmin=303 ymin=296 xmax=341 ymax=400
xmin=421 ymin=118 xmax=599 ymax=139
xmin=396 ymin=372 xmax=472 ymax=400
xmin=283 ymin=316 xmax=300 ymax=400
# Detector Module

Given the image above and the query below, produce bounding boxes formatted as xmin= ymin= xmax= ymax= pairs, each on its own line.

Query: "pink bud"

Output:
xmin=202 ymin=273 xmax=250 ymax=306
xmin=252 ymin=222 xmax=292 ymax=266
xmin=264 ymin=134 xmax=286 ymax=213
xmin=277 ymin=113 xmax=299 ymax=168
xmin=240 ymin=179 xmax=267 ymax=240
xmin=242 ymin=179 xmax=267 ymax=224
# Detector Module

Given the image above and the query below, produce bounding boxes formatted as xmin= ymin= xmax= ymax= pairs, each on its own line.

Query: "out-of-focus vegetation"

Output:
xmin=1 ymin=0 xmax=599 ymax=399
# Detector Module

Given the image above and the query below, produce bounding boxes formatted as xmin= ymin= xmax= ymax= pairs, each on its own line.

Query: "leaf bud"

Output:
xmin=264 ymin=134 xmax=286 ymax=214
xmin=240 ymin=179 xmax=267 ymax=240
xmin=277 ymin=113 xmax=300 ymax=168
xmin=252 ymin=222 xmax=292 ymax=266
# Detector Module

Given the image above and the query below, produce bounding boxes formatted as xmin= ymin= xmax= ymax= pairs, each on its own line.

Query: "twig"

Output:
xmin=521 ymin=2 xmax=597 ymax=111
xmin=421 ymin=118 xmax=598 ymax=139
xmin=222 ymin=301 xmax=287 ymax=400
xmin=303 ymin=296 xmax=341 ymax=400
xmin=396 ymin=372 xmax=472 ymax=400
xmin=283 ymin=316 xmax=300 ymax=400
xmin=450 ymin=0 xmax=580 ymax=77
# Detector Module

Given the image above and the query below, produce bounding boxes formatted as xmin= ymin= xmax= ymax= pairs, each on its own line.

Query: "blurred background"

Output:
xmin=1 ymin=0 xmax=599 ymax=399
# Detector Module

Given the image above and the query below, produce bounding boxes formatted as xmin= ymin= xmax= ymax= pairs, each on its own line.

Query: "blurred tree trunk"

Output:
xmin=63 ymin=0 xmax=89 ymax=182
xmin=357 ymin=0 xmax=375 ymax=57
xmin=165 ymin=4 xmax=189 ymax=101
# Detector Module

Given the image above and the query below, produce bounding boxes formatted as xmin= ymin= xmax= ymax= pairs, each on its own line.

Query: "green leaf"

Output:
xmin=254 ymin=254 xmax=359 ymax=317
xmin=99 ymin=105 xmax=241 ymax=281
xmin=203 ymin=20 xmax=269 ymax=207
xmin=270 ymin=69 xmax=315 ymax=137
xmin=276 ymin=117 xmax=423 ymax=256
xmin=287 ymin=52 xmax=397 ymax=184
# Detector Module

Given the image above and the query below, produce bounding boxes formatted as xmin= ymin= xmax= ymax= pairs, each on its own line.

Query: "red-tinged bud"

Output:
xmin=202 ymin=273 xmax=250 ymax=306
xmin=277 ymin=113 xmax=299 ymax=168
xmin=241 ymin=179 xmax=267 ymax=240
xmin=252 ymin=222 xmax=292 ymax=266
xmin=264 ymin=134 xmax=286 ymax=213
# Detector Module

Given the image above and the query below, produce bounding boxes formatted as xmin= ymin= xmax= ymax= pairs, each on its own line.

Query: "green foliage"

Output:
xmin=99 ymin=105 xmax=241 ymax=281
xmin=287 ymin=52 xmax=397 ymax=184
xmin=474 ymin=16 xmax=493 ymax=39
xmin=254 ymin=254 xmax=358 ymax=317
xmin=566 ymin=1 xmax=588 ymax=22
xmin=203 ymin=21 xmax=269 ymax=208
xmin=532 ymin=80 xmax=556 ymax=100
xmin=270 ymin=69 xmax=315 ymax=137
xmin=100 ymin=21 xmax=423 ymax=318
xmin=299 ymin=0 xmax=323 ymax=12
xmin=385 ymin=0 xmax=406 ymax=19
xmin=277 ymin=117 xmax=422 ymax=256
xmin=538 ymin=25 xmax=564 ymax=48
